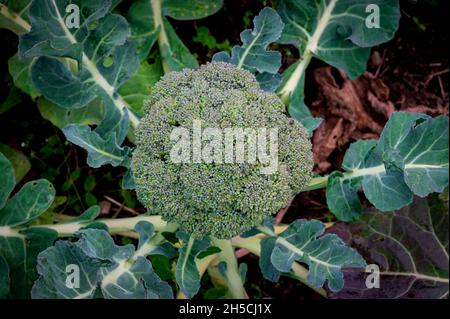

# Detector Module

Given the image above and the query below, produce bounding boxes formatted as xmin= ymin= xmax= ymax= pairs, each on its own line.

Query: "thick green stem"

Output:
xmin=150 ymin=0 xmax=171 ymax=74
xmin=0 ymin=3 xmax=31 ymax=35
xmin=29 ymin=215 xmax=167 ymax=236
xmin=212 ymin=238 xmax=247 ymax=299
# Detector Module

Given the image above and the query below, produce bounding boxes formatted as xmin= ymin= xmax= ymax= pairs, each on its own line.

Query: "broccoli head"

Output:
xmin=132 ymin=62 xmax=313 ymax=239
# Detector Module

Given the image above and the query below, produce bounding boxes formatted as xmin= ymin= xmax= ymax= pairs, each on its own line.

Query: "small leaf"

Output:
xmin=161 ymin=18 xmax=199 ymax=71
xmin=259 ymin=237 xmax=280 ymax=282
xmin=255 ymin=72 xmax=282 ymax=92
xmin=0 ymin=256 xmax=10 ymax=298
xmin=214 ymin=7 xmax=283 ymax=74
xmin=342 ymin=140 xmax=378 ymax=171
xmin=84 ymin=175 xmax=96 ymax=192
xmin=63 ymin=124 xmax=130 ymax=168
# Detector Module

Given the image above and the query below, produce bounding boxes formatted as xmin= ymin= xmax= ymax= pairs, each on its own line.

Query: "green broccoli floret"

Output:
xmin=132 ymin=62 xmax=314 ymax=239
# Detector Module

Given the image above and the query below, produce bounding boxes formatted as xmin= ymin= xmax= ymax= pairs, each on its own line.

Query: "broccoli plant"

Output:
xmin=0 ymin=0 xmax=448 ymax=299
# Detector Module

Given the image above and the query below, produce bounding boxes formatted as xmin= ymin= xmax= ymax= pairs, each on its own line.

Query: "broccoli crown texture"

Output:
xmin=132 ymin=62 xmax=313 ymax=239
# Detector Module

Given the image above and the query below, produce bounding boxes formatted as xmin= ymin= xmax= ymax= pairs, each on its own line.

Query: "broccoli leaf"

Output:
xmin=277 ymin=0 xmax=400 ymax=134
xmin=0 ymin=179 xmax=55 ymax=227
xmin=37 ymin=98 xmax=104 ymax=129
xmin=329 ymin=195 xmax=449 ymax=299
xmin=213 ymin=7 xmax=284 ymax=92
xmin=260 ymin=219 xmax=366 ymax=292
xmin=0 ymin=256 xmax=9 ymax=298
xmin=0 ymin=228 xmax=58 ymax=299
xmin=0 ymin=151 xmax=15 ymax=209
xmin=18 ymin=0 xmax=141 ymax=169
xmin=8 ymin=55 xmax=40 ymax=99
xmin=0 ymin=144 xmax=31 ymax=184
xmin=126 ymin=0 xmax=222 ymax=68
xmin=175 ymin=231 xmax=211 ymax=298
xmin=326 ymin=112 xmax=449 ymax=221
xmin=0 ymin=167 xmax=58 ymax=298
xmin=125 ymin=0 xmax=159 ymax=62
xmin=63 ymin=121 xmax=131 ymax=168
xmin=32 ymin=223 xmax=173 ymax=299
xmin=259 ymin=237 xmax=280 ymax=282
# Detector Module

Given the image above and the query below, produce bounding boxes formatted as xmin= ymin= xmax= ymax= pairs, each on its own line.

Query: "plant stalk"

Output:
xmin=29 ymin=215 xmax=167 ymax=236
xmin=212 ymin=238 xmax=247 ymax=299
xmin=151 ymin=0 xmax=171 ymax=74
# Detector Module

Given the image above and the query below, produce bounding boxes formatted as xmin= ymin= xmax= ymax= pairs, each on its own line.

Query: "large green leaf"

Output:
xmin=330 ymin=195 xmax=449 ymax=299
xmin=18 ymin=0 xmax=141 ymax=168
xmin=276 ymin=0 xmax=400 ymax=132
xmin=32 ymin=223 xmax=173 ymax=299
xmin=326 ymin=112 xmax=449 ymax=221
xmin=126 ymin=0 xmax=222 ymax=69
xmin=175 ymin=231 xmax=211 ymax=298
xmin=0 ymin=179 xmax=55 ymax=227
xmin=260 ymin=219 xmax=366 ymax=292
xmin=326 ymin=171 xmax=363 ymax=222
xmin=213 ymin=7 xmax=284 ymax=92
